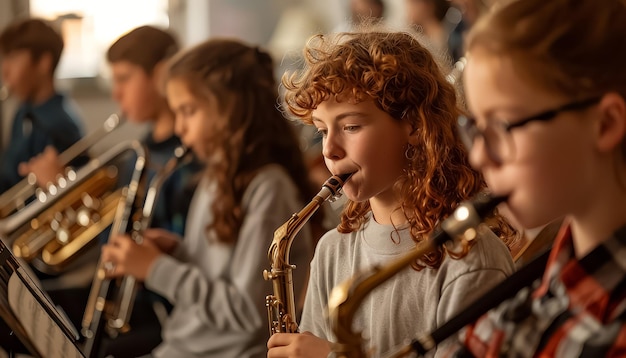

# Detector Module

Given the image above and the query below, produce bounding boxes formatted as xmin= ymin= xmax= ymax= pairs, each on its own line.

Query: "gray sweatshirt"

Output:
xmin=145 ymin=165 xmax=313 ymax=358
xmin=299 ymin=213 xmax=515 ymax=357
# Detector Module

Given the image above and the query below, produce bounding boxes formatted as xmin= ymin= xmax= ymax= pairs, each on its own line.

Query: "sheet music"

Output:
xmin=8 ymin=268 xmax=84 ymax=358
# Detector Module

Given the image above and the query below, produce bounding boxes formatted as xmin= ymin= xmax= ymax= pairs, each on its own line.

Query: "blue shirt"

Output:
xmin=141 ymin=132 xmax=201 ymax=236
xmin=0 ymin=93 xmax=84 ymax=193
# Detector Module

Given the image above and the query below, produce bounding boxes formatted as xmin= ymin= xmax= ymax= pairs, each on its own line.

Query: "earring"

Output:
xmin=405 ymin=144 xmax=416 ymax=160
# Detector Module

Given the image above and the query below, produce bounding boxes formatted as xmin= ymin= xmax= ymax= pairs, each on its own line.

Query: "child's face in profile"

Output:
xmin=463 ymin=50 xmax=599 ymax=229
xmin=1 ymin=49 xmax=42 ymax=101
xmin=166 ymin=77 xmax=226 ymax=161
xmin=110 ymin=60 xmax=162 ymax=123
xmin=312 ymin=95 xmax=413 ymax=207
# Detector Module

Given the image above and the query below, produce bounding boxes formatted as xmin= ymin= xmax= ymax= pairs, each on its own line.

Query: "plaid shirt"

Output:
xmin=445 ymin=221 xmax=626 ymax=357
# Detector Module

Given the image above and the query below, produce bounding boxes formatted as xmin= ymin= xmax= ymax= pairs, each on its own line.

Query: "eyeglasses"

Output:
xmin=457 ymin=96 xmax=602 ymax=164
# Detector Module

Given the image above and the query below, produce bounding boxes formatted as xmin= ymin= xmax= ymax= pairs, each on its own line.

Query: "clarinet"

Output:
xmin=82 ymin=146 xmax=192 ymax=357
xmin=264 ymin=173 xmax=352 ymax=334
xmin=328 ymin=193 xmax=507 ymax=358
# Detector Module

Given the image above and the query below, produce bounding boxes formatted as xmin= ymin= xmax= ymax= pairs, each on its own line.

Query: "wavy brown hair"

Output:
xmin=165 ymin=39 xmax=319 ymax=244
xmin=283 ymin=31 xmax=515 ymax=269
xmin=467 ymin=0 xmax=626 ymax=100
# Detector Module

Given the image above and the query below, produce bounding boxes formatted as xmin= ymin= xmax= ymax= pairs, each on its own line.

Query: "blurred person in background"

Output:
xmin=0 ymin=18 xmax=84 ymax=194
xmin=405 ymin=0 xmax=454 ymax=59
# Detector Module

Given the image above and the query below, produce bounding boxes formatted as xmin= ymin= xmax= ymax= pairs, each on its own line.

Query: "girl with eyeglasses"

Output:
xmin=446 ymin=0 xmax=626 ymax=356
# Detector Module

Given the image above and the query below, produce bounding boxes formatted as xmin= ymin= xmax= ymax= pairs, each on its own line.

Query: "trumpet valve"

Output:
xmin=35 ymin=188 xmax=47 ymax=203
xmin=47 ymin=183 xmax=58 ymax=196
xmin=56 ymin=227 xmax=71 ymax=245
xmin=64 ymin=168 xmax=77 ymax=182
xmin=56 ymin=173 xmax=67 ymax=188
xmin=76 ymin=208 xmax=92 ymax=227
xmin=27 ymin=172 xmax=37 ymax=185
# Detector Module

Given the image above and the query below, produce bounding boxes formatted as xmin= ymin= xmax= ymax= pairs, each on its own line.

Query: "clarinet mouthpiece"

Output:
xmin=336 ymin=172 xmax=353 ymax=183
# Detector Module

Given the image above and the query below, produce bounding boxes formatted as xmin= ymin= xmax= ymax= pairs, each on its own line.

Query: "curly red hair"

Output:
xmin=283 ymin=31 xmax=514 ymax=269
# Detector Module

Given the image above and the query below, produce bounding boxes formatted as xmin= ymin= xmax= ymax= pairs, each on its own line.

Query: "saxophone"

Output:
xmin=82 ymin=146 xmax=193 ymax=357
xmin=264 ymin=173 xmax=352 ymax=334
xmin=327 ymin=193 xmax=506 ymax=358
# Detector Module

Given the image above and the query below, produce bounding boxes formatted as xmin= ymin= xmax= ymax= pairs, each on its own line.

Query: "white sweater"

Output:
xmin=300 ymin=213 xmax=515 ymax=357
xmin=145 ymin=165 xmax=314 ymax=358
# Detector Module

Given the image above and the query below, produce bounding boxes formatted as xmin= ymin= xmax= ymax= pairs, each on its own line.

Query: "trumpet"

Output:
xmin=82 ymin=146 xmax=193 ymax=357
xmin=264 ymin=173 xmax=352 ymax=335
xmin=328 ymin=193 xmax=506 ymax=358
xmin=0 ymin=139 xmax=144 ymax=273
xmin=0 ymin=114 xmax=123 ymax=220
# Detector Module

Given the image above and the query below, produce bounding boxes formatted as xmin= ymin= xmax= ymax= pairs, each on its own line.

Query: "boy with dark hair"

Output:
xmin=107 ymin=25 xmax=178 ymax=74
xmin=95 ymin=24 xmax=200 ymax=357
xmin=0 ymin=18 xmax=84 ymax=193
xmin=105 ymin=25 xmax=198 ymax=235
xmin=30 ymin=25 xmax=200 ymax=358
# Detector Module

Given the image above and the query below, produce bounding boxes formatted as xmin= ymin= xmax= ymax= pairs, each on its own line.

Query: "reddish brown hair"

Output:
xmin=283 ymin=31 xmax=514 ymax=269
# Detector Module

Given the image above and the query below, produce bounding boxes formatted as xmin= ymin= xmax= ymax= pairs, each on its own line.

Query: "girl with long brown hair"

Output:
xmin=100 ymin=38 xmax=316 ymax=358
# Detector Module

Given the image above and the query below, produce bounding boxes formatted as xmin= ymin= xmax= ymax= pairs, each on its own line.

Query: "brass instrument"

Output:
xmin=327 ymin=194 xmax=506 ymax=358
xmin=82 ymin=146 xmax=192 ymax=357
xmin=264 ymin=173 xmax=352 ymax=335
xmin=388 ymin=248 xmax=550 ymax=358
xmin=446 ymin=57 xmax=467 ymax=85
xmin=0 ymin=139 xmax=144 ymax=274
xmin=0 ymin=113 xmax=123 ymax=220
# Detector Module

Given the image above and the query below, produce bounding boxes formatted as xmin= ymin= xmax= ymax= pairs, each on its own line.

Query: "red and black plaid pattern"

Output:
xmin=446 ymin=222 xmax=626 ymax=357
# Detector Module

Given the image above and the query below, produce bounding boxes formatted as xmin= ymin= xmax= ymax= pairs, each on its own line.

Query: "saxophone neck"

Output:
xmin=268 ymin=198 xmax=322 ymax=268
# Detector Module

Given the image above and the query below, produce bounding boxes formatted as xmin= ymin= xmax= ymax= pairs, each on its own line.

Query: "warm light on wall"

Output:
xmin=30 ymin=0 xmax=169 ymax=79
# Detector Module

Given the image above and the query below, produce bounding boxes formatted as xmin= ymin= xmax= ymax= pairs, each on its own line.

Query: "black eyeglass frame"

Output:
xmin=458 ymin=96 xmax=603 ymax=164
xmin=503 ymin=96 xmax=602 ymax=132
